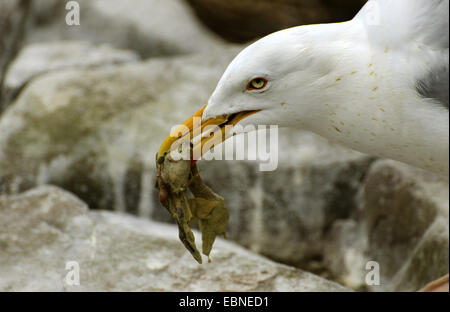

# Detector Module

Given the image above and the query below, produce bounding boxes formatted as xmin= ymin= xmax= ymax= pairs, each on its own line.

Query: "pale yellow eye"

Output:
xmin=247 ymin=78 xmax=268 ymax=90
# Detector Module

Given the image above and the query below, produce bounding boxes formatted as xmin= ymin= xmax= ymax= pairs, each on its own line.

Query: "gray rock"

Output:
xmin=322 ymin=218 xmax=368 ymax=289
xmin=26 ymin=0 xmax=225 ymax=58
xmin=0 ymin=46 xmax=242 ymax=214
xmin=0 ymin=0 xmax=32 ymax=110
xmin=360 ymin=160 xmax=449 ymax=291
xmin=0 ymin=185 xmax=349 ymax=291
xmin=322 ymin=160 xmax=449 ymax=291
xmin=196 ymin=139 xmax=374 ymax=273
xmin=2 ymin=41 xmax=139 ymax=110
xmin=0 ymin=44 xmax=447 ymax=291
xmin=0 ymin=45 xmax=375 ymax=279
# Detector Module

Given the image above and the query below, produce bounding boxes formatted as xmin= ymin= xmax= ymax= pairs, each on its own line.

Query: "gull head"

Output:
xmin=157 ymin=22 xmax=367 ymax=161
xmin=203 ymin=24 xmax=344 ymax=131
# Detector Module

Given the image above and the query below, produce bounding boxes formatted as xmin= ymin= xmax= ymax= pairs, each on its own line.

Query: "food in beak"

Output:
xmin=156 ymin=152 xmax=229 ymax=263
xmin=155 ymin=105 xmax=258 ymax=262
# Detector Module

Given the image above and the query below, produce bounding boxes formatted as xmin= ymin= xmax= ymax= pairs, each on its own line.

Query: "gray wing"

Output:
xmin=355 ymin=0 xmax=449 ymax=109
xmin=416 ymin=64 xmax=449 ymax=109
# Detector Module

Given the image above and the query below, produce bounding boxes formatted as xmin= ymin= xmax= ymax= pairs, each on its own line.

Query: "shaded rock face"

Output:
xmin=185 ymin=0 xmax=366 ymax=43
xmin=0 ymin=47 xmax=242 ymax=212
xmin=0 ymin=0 xmax=32 ymax=110
xmin=0 ymin=186 xmax=349 ymax=291
xmin=196 ymin=143 xmax=374 ymax=273
xmin=26 ymin=0 xmax=225 ymax=58
xmin=325 ymin=161 xmax=449 ymax=291
xmin=360 ymin=160 xmax=449 ymax=291
xmin=1 ymin=0 xmax=224 ymax=109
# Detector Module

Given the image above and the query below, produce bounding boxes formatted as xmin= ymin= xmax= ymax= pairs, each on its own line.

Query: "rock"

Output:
xmin=322 ymin=160 xmax=449 ymax=291
xmin=321 ymin=218 xmax=368 ymax=289
xmin=185 ymin=0 xmax=366 ymax=43
xmin=2 ymin=41 xmax=139 ymax=111
xmin=26 ymin=0 xmax=225 ymax=58
xmin=0 ymin=44 xmax=375 ymax=280
xmin=0 ymin=0 xmax=68 ymax=110
xmin=29 ymin=0 xmax=61 ymax=24
xmin=0 ymin=46 xmax=242 ymax=214
xmin=0 ymin=185 xmax=349 ymax=291
xmin=0 ymin=43 xmax=447 ymax=291
xmin=0 ymin=0 xmax=32 ymax=110
xmin=360 ymin=160 xmax=449 ymax=291
xmin=196 ymin=135 xmax=374 ymax=273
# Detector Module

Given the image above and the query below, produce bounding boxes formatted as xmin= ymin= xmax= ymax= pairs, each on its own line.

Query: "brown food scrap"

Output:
xmin=155 ymin=152 xmax=229 ymax=263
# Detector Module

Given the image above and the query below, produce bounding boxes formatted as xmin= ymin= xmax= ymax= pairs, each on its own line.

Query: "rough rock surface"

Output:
xmin=0 ymin=42 xmax=448 ymax=291
xmin=196 ymin=139 xmax=374 ymax=274
xmin=321 ymin=160 xmax=449 ymax=291
xmin=26 ymin=0 xmax=225 ymax=58
xmin=2 ymin=41 xmax=139 ymax=111
xmin=0 ymin=0 xmax=447 ymax=293
xmin=0 ymin=46 xmax=375 ymax=281
xmin=0 ymin=185 xmax=349 ymax=292
xmin=360 ymin=160 xmax=449 ymax=291
xmin=0 ymin=47 xmax=242 ymax=214
xmin=0 ymin=0 xmax=32 ymax=110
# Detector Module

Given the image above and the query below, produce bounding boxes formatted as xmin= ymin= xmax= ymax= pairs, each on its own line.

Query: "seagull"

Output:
xmin=159 ymin=0 xmax=448 ymax=176
xmin=157 ymin=0 xmax=449 ymax=290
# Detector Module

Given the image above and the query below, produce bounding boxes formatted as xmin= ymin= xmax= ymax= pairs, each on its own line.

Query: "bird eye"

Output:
xmin=247 ymin=77 xmax=268 ymax=91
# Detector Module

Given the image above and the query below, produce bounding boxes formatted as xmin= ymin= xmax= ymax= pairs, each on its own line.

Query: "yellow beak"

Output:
xmin=157 ymin=105 xmax=259 ymax=164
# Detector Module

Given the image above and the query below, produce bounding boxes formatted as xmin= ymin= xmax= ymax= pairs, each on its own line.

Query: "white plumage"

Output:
xmin=203 ymin=0 xmax=449 ymax=175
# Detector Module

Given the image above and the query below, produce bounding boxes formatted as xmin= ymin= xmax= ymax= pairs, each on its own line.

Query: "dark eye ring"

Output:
xmin=247 ymin=77 xmax=268 ymax=91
